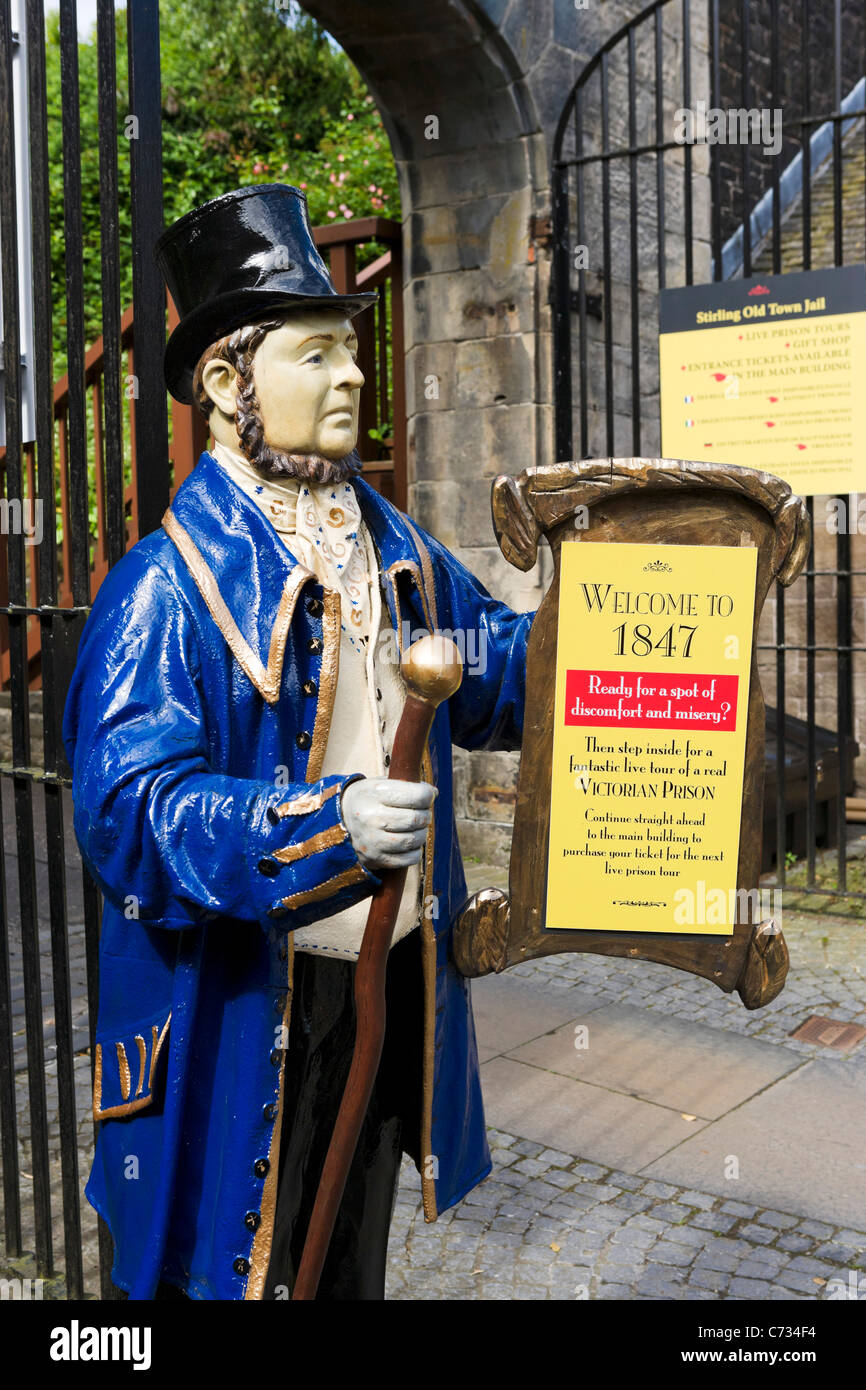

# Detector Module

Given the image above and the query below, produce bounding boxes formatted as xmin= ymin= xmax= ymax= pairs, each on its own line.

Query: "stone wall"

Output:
xmin=302 ymin=0 xmax=718 ymax=864
xmin=307 ymin=0 xmax=863 ymax=867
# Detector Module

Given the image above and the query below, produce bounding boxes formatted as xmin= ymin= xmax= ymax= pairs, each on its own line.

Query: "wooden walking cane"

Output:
xmin=292 ymin=633 xmax=463 ymax=1301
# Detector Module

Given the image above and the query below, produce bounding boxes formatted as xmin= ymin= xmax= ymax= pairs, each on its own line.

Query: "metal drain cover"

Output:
xmin=789 ymin=1015 xmax=866 ymax=1050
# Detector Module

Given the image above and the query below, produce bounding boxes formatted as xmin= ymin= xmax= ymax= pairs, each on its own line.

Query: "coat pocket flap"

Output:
xmin=93 ymin=1012 xmax=171 ymax=1120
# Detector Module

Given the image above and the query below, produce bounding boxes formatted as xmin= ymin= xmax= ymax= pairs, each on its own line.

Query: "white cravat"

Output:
xmin=213 ymin=443 xmax=371 ymax=654
xmin=212 ymin=442 xmax=423 ymax=959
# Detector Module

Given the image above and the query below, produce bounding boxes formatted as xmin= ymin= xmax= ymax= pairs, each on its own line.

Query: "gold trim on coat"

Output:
xmin=269 ymin=863 xmax=369 ymax=915
xmin=245 ymin=937 xmax=294 ymax=1300
xmin=419 ymin=742 xmax=438 ymax=1223
xmin=162 ymin=509 xmax=312 ymax=704
xmin=272 ymin=784 xmax=341 ymax=818
xmin=134 ymin=1035 xmax=147 ymax=1097
xmin=149 ymin=1016 xmax=171 ymax=1091
xmin=306 ymin=588 xmax=341 ymax=780
xmin=385 ymin=559 xmax=433 ymax=638
xmin=116 ymin=1042 xmax=131 ymax=1101
xmin=272 ymin=823 xmax=348 ymax=865
xmin=92 ymin=1013 xmax=172 ymax=1121
xmin=402 ymin=518 xmax=440 ymax=628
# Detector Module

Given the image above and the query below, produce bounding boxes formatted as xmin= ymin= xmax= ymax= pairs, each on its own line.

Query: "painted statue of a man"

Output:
xmin=63 ymin=184 xmax=534 ymax=1300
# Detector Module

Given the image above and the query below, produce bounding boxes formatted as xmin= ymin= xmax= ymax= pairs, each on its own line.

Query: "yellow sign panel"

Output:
xmin=659 ymin=266 xmax=866 ymax=496
xmin=545 ymin=541 xmax=757 ymax=936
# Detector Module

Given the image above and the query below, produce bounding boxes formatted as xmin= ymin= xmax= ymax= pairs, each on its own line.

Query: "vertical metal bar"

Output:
xmin=682 ymin=0 xmax=693 ymax=283
xmin=389 ymin=237 xmax=407 ymax=513
xmin=655 ymin=7 xmax=667 ymax=291
xmin=92 ymin=380 xmax=106 ymax=567
xmin=709 ymin=0 xmax=721 ymax=279
xmin=801 ymin=0 xmax=812 ymax=271
xmin=27 ymin=0 xmax=84 ymax=1296
xmin=0 ymin=776 xmax=19 ymax=1256
xmin=740 ymin=0 xmax=752 ymax=277
xmin=97 ymin=0 xmax=124 ymax=569
xmin=575 ymin=87 xmax=588 ymax=459
xmin=600 ymin=54 xmax=614 ymax=453
xmin=836 ymin=515 xmax=851 ymax=891
xmin=127 ymin=0 xmax=168 ymax=537
xmin=377 ymin=276 xmax=388 ymax=432
xmin=0 ymin=0 xmax=52 ymax=1277
xmin=831 ymin=0 xmax=850 ymax=890
xmin=0 ymin=0 xmax=22 ymax=1261
xmin=805 ymin=497 xmax=816 ymax=886
xmin=769 ymin=0 xmax=781 ymax=275
xmin=60 ymin=0 xmax=88 ymax=606
xmin=551 ymin=157 xmax=572 ymax=462
xmin=832 ymin=0 xmax=843 ymax=269
xmin=627 ymin=28 xmax=640 ymax=455
xmin=775 ymin=584 xmax=787 ymax=887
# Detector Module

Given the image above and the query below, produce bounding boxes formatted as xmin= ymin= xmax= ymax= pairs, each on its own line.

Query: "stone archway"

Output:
xmin=303 ymin=1 xmax=551 ymax=609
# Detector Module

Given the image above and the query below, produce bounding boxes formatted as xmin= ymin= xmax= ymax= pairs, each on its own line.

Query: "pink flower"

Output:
xmin=363 ymin=159 xmax=369 ymax=166
xmin=368 ymin=183 xmax=376 ymax=192
xmin=299 ymin=182 xmax=307 ymax=189
xmin=281 ymin=163 xmax=288 ymax=171
xmin=329 ymin=172 xmax=336 ymax=182
xmin=347 ymin=113 xmax=354 ymax=121
xmin=337 ymin=153 xmax=345 ymax=162
xmin=252 ymin=163 xmax=263 ymax=174
xmin=327 ymin=210 xmax=336 ymax=219
xmin=376 ymin=187 xmax=383 ymax=196
xmin=294 ymin=133 xmax=301 ymax=141
xmin=343 ymin=210 xmax=353 ymax=218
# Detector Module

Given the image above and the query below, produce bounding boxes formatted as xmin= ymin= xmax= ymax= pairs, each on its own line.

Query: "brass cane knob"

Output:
xmin=400 ymin=634 xmax=463 ymax=706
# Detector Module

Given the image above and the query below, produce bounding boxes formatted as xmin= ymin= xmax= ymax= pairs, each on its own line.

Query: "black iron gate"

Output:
xmin=551 ymin=0 xmax=865 ymax=906
xmin=0 ymin=0 xmax=167 ymax=1297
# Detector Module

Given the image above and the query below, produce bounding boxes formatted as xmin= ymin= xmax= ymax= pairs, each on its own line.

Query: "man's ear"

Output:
xmin=200 ymin=357 xmax=239 ymax=417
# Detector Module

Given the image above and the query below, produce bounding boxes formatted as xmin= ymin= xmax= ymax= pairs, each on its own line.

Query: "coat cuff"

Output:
xmin=249 ymin=772 xmax=382 ymax=930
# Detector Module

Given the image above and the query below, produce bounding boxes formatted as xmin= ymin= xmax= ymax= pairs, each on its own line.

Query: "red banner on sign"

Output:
xmin=564 ymin=670 xmax=739 ymax=731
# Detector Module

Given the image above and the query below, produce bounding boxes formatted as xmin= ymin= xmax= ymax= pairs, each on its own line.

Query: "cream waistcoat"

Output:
xmin=213 ymin=443 xmax=423 ymax=959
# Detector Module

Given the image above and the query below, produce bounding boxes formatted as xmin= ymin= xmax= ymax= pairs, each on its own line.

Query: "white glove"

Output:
xmin=341 ymin=777 xmax=437 ymax=871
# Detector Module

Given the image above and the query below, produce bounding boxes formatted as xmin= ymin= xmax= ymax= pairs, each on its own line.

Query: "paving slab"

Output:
xmin=481 ymin=1055 xmax=710 ymax=1170
xmin=641 ymin=1055 xmax=866 ymax=1230
xmin=470 ymin=972 xmax=606 ymax=1061
xmin=503 ymin=1002 xmax=805 ymax=1118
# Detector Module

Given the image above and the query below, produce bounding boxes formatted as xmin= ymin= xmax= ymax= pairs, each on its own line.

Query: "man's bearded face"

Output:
xmin=196 ymin=308 xmax=366 ymax=485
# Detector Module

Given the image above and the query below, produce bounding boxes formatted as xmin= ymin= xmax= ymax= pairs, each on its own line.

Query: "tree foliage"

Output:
xmin=46 ymin=0 xmax=399 ymax=373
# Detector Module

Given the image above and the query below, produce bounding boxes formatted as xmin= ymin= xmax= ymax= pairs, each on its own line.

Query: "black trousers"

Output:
xmin=125 ymin=928 xmax=424 ymax=1302
xmin=263 ymin=928 xmax=423 ymax=1300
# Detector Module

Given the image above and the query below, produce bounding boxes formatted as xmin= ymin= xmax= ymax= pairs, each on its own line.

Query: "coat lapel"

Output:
xmin=164 ymin=452 xmax=317 ymax=703
xmin=163 ymin=453 xmax=438 ymax=704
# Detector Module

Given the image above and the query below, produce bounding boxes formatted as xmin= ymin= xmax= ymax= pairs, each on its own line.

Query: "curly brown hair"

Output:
xmin=191 ymin=315 xmax=362 ymax=484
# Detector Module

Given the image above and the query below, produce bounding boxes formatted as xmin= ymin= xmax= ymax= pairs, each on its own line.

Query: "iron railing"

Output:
xmin=550 ymin=0 xmax=865 ymax=901
xmin=0 ymin=0 xmax=406 ymax=1299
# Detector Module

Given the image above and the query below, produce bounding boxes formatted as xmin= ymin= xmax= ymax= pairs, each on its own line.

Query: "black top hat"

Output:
xmin=154 ymin=183 xmax=378 ymax=404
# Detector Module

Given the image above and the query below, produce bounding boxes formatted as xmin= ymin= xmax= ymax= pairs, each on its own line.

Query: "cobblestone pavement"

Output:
xmin=464 ymin=860 xmax=866 ymax=1060
xmin=385 ymin=1132 xmax=866 ymax=1301
xmin=2 ymin=816 xmax=864 ymax=1298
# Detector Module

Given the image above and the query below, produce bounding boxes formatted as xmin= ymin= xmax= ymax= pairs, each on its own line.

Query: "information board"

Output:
xmin=544 ymin=541 xmax=757 ymax=936
xmin=659 ymin=265 xmax=866 ymax=496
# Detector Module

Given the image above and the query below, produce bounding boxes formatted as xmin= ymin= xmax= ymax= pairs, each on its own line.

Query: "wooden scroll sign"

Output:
xmin=452 ymin=458 xmax=811 ymax=1010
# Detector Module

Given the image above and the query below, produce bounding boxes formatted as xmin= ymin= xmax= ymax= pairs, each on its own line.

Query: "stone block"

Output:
xmin=406 ymin=267 xmax=535 ymax=346
xmin=457 ymin=814 xmax=515 ymax=868
xmin=466 ymin=748 xmax=520 ymax=824
xmin=455 ymin=334 xmax=535 ymax=409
